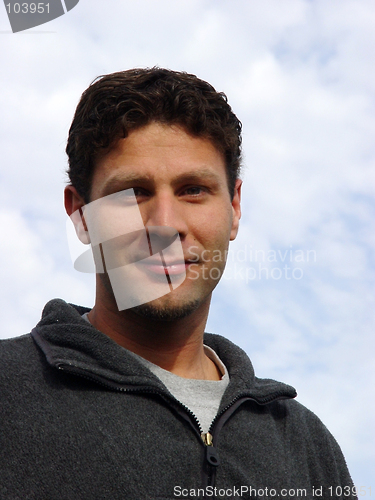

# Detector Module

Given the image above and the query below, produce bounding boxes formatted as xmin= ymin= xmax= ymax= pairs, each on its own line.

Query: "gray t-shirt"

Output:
xmin=128 ymin=345 xmax=229 ymax=433
xmin=82 ymin=313 xmax=229 ymax=433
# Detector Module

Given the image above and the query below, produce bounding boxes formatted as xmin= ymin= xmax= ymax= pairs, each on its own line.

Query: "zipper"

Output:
xmin=57 ymin=362 xmax=225 ymax=492
xmin=209 ymin=389 xmax=295 ymax=435
xmin=201 ymin=431 xmax=220 ymax=496
xmin=56 ymin=361 xmax=202 ymax=434
xmin=199 ymin=390 xmax=294 ymax=496
xmin=56 ymin=362 xmax=291 ymax=496
xmin=201 ymin=431 xmax=220 ymax=466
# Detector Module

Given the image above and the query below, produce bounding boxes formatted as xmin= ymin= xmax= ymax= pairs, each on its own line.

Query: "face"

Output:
xmin=68 ymin=122 xmax=241 ymax=320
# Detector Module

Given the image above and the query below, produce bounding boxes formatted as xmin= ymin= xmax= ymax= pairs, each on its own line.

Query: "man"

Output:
xmin=0 ymin=68 xmax=356 ymax=499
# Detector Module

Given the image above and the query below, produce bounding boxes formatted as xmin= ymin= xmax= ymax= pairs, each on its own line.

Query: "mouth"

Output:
xmin=135 ymin=259 xmax=193 ymax=276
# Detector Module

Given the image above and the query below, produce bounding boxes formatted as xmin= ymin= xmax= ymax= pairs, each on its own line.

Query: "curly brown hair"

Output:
xmin=66 ymin=67 xmax=242 ymax=202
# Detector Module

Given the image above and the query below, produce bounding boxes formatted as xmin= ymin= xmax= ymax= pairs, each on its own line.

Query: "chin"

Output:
xmin=131 ymin=297 xmax=202 ymax=321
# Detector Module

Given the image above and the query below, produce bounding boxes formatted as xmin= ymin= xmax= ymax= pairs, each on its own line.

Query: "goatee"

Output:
xmin=131 ymin=299 xmax=201 ymax=321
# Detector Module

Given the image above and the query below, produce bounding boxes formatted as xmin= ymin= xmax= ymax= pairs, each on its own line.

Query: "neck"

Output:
xmin=88 ymin=278 xmax=220 ymax=381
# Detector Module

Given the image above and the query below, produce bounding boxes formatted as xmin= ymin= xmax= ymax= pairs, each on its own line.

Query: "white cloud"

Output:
xmin=0 ymin=209 xmax=94 ymax=338
xmin=0 ymin=0 xmax=373 ymax=487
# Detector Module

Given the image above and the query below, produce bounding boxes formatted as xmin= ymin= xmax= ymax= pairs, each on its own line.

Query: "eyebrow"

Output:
xmin=101 ymin=173 xmax=152 ymax=196
xmin=172 ymin=169 xmax=223 ymax=186
xmin=101 ymin=168 xmax=223 ymax=196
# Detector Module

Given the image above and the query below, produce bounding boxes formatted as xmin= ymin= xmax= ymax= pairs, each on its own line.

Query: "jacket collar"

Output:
xmin=31 ymin=299 xmax=297 ymax=405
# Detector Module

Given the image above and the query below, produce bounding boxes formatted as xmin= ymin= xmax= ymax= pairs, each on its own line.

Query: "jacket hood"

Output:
xmin=31 ymin=299 xmax=297 ymax=407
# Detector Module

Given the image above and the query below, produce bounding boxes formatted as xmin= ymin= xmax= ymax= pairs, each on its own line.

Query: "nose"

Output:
xmin=143 ymin=192 xmax=188 ymax=241
xmin=146 ymin=226 xmax=179 ymax=255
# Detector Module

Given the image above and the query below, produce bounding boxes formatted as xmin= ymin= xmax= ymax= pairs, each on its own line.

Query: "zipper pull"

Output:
xmin=201 ymin=432 xmax=220 ymax=467
xmin=201 ymin=432 xmax=213 ymax=446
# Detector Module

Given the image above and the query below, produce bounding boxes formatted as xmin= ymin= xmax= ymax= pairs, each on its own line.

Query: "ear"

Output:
xmin=64 ymin=185 xmax=91 ymax=244
xmin=230 ymin=179 xmax=242 ymax=241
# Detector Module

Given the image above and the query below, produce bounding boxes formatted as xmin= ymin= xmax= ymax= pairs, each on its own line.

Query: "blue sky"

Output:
xmin=0 ymin=0 xmax=374 ymax=488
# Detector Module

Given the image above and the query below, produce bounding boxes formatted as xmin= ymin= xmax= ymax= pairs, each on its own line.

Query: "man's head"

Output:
xmin=66 ymin=67 xmax=242 ymax=203
xmin=65 ymin=68 xmax=242 ymax=321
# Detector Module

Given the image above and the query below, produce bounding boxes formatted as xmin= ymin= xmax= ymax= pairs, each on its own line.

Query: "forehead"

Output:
xmin=90 ymin=123 xmax=227 ymax=198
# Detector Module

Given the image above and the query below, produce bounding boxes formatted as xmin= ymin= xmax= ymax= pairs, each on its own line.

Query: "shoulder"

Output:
xmin=205 ymin=334 xmax=348 ymax=459
xmin=0 ymin=333 xmax=39 ymax=363
xmin=283 ymin=399 xmax=354 ymax=485
xmin=282 ymin=398 xmax=333 ymax=435
xmin=0 ymin=334 xmax=45 ymax=386
xmin=284 ymin=398 xmax=344 ymax=453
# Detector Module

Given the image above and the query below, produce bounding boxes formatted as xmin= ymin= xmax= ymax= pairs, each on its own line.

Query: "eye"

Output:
xmin=109 ymin=188 xmax=148 ymax=205
xmin=132 ymin=187 xmax=150 ymax=200
xmin=182 ymin=186 xmax=206 ymax=196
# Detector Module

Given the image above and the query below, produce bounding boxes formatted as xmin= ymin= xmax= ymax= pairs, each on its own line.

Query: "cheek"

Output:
xmin=186 ymin=202 xmax=233 ymax=248
xmin=211 ymin=207 xmax=233 ymax=240
xmin=197 ymin=220 xmax=232 ymax=252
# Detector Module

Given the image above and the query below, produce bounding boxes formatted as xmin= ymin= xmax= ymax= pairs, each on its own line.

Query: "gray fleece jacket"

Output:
xmin=0 ymin=299 xmax=355 ymax=500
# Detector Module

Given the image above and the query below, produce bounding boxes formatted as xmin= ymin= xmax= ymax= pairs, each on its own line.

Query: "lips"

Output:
xmin=136 ymin=260 xmax=190 ymax=276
